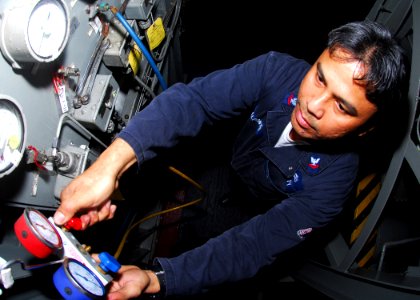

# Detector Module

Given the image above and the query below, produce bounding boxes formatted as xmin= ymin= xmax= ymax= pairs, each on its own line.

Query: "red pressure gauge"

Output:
xmin=14 ymin=207 xmax=63 ymax=258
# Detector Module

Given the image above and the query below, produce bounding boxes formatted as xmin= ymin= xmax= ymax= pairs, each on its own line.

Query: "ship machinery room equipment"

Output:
xmin=0 ymin=0 xmax=420 ymax=299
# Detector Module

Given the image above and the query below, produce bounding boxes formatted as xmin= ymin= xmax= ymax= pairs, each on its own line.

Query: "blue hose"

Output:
xmin=113 ymin=10 xmax=168 ymax=90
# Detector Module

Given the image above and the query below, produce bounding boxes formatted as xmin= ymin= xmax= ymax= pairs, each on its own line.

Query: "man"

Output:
xmin=53 ymin=20 xmax=407 ymax=299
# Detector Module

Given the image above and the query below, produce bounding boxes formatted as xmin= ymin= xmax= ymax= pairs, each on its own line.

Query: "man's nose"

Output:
xmin=307 ymin=94 xmax=329 ymax=119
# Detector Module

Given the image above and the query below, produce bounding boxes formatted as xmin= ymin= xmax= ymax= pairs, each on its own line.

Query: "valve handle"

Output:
xmin=98 ymin=252 xmax=121 ymax=273
xmin=63 ymin=217 xmax=82 ymax=231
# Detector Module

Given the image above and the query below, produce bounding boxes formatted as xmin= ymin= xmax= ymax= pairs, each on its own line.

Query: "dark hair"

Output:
xmin=328 ymin=20 xmax=409 ymax=167
xmin=327 ymin=20 xmax=407 ymax=112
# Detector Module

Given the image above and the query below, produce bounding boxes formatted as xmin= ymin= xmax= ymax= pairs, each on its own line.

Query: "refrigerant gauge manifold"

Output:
xmin=0 ymin=0 xmax=70 ymax=69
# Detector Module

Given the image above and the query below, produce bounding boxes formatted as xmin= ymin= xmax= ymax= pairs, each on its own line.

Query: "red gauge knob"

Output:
xmin=63 ymin=217 xmax=83 ymax=231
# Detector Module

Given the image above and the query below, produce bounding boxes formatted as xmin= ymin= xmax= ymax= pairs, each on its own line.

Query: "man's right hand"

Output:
xmin=53 ymin=161 xmax=118 ymax=229
xmin=53 ymin=138 xmax=138 ymax=229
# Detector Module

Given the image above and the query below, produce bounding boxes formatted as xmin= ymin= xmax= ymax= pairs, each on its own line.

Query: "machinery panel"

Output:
xmin=0 ymin=0 xmax=183 ymax=298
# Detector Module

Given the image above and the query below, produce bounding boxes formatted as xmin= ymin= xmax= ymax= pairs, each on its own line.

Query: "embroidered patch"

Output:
xmin=282 ymin=91 xmax=298 ymax=107
xmin=284 ymin=170 xmax=303 ymax=193
xmin=250 ymin=111 xmax=263 ymax=136
xmin=297 ymin=227 xmax=313 ymax=239
xmin=307 ymin=155 xmax=320 ymax=174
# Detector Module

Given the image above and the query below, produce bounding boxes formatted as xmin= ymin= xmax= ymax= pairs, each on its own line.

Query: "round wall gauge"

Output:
xmin=0 ymin=95 xmax=27 ymax=179
xmin=0 ymin=0 xmax=70 ymax=69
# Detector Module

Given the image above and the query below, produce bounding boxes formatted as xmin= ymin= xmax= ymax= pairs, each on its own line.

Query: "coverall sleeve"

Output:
xmin=117 ymin=52 xmax=299 ymax=165
xmin=156 ymin=151 xmax=358 ymax=296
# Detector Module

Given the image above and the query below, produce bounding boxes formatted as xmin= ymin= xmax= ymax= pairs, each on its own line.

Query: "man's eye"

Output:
xmin=317 ymin=73 xmax=325 ymax=85
xmin=337 ymin=102 xmax=347 ymax=113
xmin=317 ymin=73 xmax=322 ymax=82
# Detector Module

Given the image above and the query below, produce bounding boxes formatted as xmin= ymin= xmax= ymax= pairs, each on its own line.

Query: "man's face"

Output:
xmin=291 ymin=48 xmax=377 ymax=141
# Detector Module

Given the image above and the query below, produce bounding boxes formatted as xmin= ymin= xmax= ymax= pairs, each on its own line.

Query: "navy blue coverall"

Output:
xmin=118 ymin=51 xmax=359 ymax=295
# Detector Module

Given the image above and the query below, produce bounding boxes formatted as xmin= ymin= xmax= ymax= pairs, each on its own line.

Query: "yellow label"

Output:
xmin=147 ymin=17 xmax=166 ymax=50
xmin=8 ymin=135 xmax=20 ymax=150
xmin=128 ymin=44 xmax=142 ymax=75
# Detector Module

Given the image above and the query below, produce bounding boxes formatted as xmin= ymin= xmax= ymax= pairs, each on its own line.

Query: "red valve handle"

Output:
xmin=63 ymin=217 xmax=82 ymax=231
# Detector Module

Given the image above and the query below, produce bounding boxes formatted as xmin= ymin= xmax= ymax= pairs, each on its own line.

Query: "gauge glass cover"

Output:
xmin=68 ymin=260 xmax=105 ymax=296
xmin=0 ymin=98 xmax=26 ymax=177
xmin=27 ymin=209 xmax=61 ymax=247
xmin=27 ymin=0 xmax=68 ymax=59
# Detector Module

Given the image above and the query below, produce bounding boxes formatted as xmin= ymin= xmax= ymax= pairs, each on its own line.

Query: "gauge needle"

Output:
xmin=75 ymin=272 xmax=96 ymax=284
xmin=34 ymin=222 xmax=54 ymax=232
xmin=0 ymin=137 xmax=6 ymax=160
xmin=39 ymin=11 xmax=52 ymax=53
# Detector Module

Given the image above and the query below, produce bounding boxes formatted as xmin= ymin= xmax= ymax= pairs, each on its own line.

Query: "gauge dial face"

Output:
xmin=67 ymin=259 xmax=105 ymax=297
xmin=0 ymin=97 xmax=26 ymax=178
xmin=27 ymin=0 xmax=69 ymax=59
xmin=26 ymin=208 xmax=62 ymax=247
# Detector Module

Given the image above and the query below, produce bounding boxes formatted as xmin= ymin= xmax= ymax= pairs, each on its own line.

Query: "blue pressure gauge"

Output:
xmin=53 ymin=258 xmax=106 ymax=300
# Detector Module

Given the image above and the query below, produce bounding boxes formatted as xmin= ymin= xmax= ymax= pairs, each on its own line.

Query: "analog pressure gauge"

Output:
xmin=0 ymin=95 xmax=27 ymax=179
xmin=0 ymin=0 xmax=70 ymax=69
xmin=14 ymin=207 xmax=63 ymax=258
xmin=53 ymin=258 xmax=106 ymax=300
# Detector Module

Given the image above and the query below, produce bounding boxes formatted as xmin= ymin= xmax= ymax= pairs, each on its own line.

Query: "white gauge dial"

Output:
xmin=0 ymin=0 xmax=70 ymax=69
xmin=26 ymin=208 xmax=62 ymax=247
xmin=68 ymin=259 xmax=105 ymax=297
xmin=28 ymin=0 xmax=69 ymax=59
xmin=0 ymin=96 xmax=26 ymax=178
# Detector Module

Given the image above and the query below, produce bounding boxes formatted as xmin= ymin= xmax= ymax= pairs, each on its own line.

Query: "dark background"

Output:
xmin=179 ymin=0 xmax=377 ymax=81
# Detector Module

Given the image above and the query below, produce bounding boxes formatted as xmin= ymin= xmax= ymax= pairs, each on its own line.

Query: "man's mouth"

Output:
xmin=295 ymin=106 xmax=311 ymax=129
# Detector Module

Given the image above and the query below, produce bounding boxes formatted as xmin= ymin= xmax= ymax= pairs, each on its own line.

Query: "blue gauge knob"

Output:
xmin=98 ymin=252 xmax=121 ymax=273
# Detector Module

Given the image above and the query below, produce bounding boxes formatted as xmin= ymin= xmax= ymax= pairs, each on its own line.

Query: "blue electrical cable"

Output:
xmin=111 ymin=8 xmax=168 ymax=90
